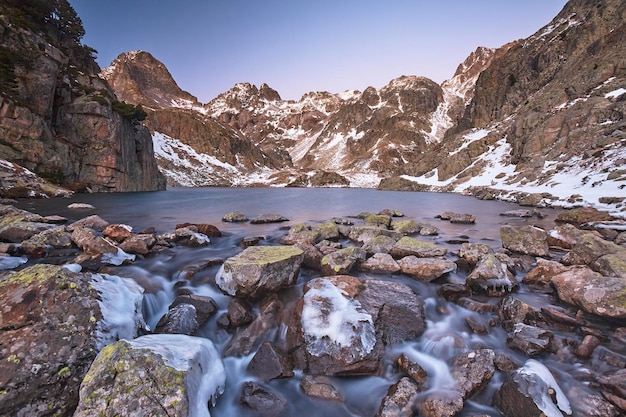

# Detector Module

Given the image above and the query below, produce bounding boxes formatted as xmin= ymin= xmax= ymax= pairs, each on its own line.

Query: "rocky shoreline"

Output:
xmin=1 ymin=200 xmax=625 ymax=416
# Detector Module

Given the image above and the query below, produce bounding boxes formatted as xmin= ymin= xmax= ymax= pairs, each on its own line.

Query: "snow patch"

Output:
xmin=605 ymin=88 xmax=626 ymax=99
xmin=90 ymin=273 xmax=148 ymax=350
xmin=128 ymin=334 xmax=226 ymax=417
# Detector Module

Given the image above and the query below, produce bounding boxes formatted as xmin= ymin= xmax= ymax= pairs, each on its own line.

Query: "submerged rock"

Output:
xmin=74 ymin=335 xmax=225 ymax=417
xmin=216 ymin=245 xmax=304 ymax=298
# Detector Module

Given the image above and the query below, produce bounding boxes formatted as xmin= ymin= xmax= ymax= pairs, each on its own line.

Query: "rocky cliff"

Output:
xmin=0 ymin=3 xmax=165 ymax=194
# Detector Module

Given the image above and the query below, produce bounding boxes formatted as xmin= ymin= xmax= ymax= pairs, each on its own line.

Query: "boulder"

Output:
xmin=556 ymin=207 xmax=614 ymax=227
xmin=119 ymin=233 xmax=156 ymax=255
xmin=102 ymin=223 xmax=133 ymax=243
xmin=451 ymin=349 xmax=496 ymax=399
xmin=162 ymin=226 xmax=211 ymax=247
xmin=547 ymin=223 xmax=594 ymax=249
xmin=247 ymin=341 xmax=294 ymax=381
xmin=396 ymin=354 xmax=428 ymax=388
xmin=561 ymin=232 xmax=623 ymax=266
xmin=391 ymin=219 xmax=421 ymax=234
xmin=591 ymin=251 xmax=626 ymax=278
xmin=215 ymin=245 xmax=304 ymax=298
xmin=66 ymin=215 xmax=110 ymax=232
xmin=154 ymin=303 xmax=198 ymax=335
xmin=0 ymin=218 xmax=56 ymax=242
xmin=19 ymin=226 xmax=74 ymax=256
xmin=300 ymin=375 xmax=344 ymax=401
xmin=321 ymin=246 xmax=366 ymax=275
xmin=466 ymin=253 xmax=517 ymax=295
xmin=500 ymin=225 xmax=549 ymax=257
xmin=74 ymin=335 xmax=225 ymax=417
xmin=598 ymin=369 xmax=626 ymax=413
xmin=364 ymin=214 xmax=392 ymax=228
xmin=507 ymin=323 xmax=553 ymax=356
xmin=439 ymin=211 xmax=476 ymax=224
xmin=250 ymin=213 xmax=289 ymax=224
xmin=362 ymin=235 xmax=397 ymax=255
xmin=398 ymin=256 xmax=457 ymax=281
xmin=169 ymin=294 xmax=218 ymax=326
xmin=360 ymin=253 xmax=401 ymax=274
xmin=0 ymin=265 xmax=146 ymax=417
xmin=419 ymin=392 xmax=464 ymax=417
xmin=240 ymin=381 xmax=287 ymax=417
xmin=281 ymin=224 xmax=320 ymax=245
xmin=494 ymin=359 xmax=571 ymax=417
xmin=226 ymin=298 xmax=254 ymax=328
xmin=348 ymin=226 xmax=402 ymax=243
xmin=377 ymin=377 xmax=421 ymax=417
xmin=458 ymin=242 xmax=492 ymax=266
xmin=313 ymin=221 xmax=340 ymax=241
xmin=176 ymin=222 xmax=221 ymax=237
xmin=551 ymin=266 xmax=626 ymax=319
xmin=523 ymin=258 xmax=568 ymax=285
xmin=224 ymin=295 xmax=283 ymax=356
xmin=222 ymin=211 xmax=249 ymax=222
xmin=391 ymin=236 xmax=447 ymax=258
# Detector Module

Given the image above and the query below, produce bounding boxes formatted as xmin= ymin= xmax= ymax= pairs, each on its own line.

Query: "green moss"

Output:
xmin=6 ymin=354 xmax=20 ymax=364
xmin=3 ymin=264 xmax=65 ymax=286
xmin=57 ymin=366 xmax=71 ymax=378
xmin=227 ymin=245 xmax=303 ymax=266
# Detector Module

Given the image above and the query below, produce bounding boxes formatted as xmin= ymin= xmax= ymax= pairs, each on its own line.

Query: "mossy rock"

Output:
xmin=391 ymin=236 xmax=447 ymax=258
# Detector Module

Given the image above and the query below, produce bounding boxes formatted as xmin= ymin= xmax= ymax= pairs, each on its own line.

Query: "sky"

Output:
xmin=68 ymin=0 xmax=568 ymax=103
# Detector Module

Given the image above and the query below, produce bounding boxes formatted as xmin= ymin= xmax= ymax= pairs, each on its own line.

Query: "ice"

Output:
xmin=90 ymin=273 xmax=148 ymax=350
xmin=516 ymin=359 xmax=572 ymax=417
xmin=301 ymin=278 xmax=376 ymax=358
xmin=101 ymin=248 xmax=136 ymax=266
xmin=0 ymin=254 xmax=27 ymax=270
xmin=128 ymin=334 xmax=226 ymax=417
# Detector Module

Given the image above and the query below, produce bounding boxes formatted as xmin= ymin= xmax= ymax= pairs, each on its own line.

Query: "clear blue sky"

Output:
xmin=69 ymin=0 xmax=568 ymax=102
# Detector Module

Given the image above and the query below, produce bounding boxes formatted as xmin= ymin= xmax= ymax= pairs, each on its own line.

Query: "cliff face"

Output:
xmin=0 ymin=5 xmax=165 ymax=194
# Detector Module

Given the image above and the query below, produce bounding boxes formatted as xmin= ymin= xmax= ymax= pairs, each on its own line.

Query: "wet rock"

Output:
xmin=0 ymin=265 xmax=146 ymax=417
xmin=598 ymin=369 xmax=626 ymax=413
xmin=419 ymin=224 xmax=439 ymax=236
xmin=494 ymin=359 xmax=572 ymax=417
xmin=222 ymin=211 xmax=249 ymax=222
xmin=551 ymin=266 xmax=626 ymax=319
xmin=74 ymin=335 xmax=225 ymax=417
xmin=466 ymin=253 xmax=517 ymax=295
xmin=294 ymin=241 xmax=324 ymax=270
xmin=300 ymin=375 xmax=344 ymax=401
xmin=331 ymin=217 xmax=353 ymax=225
xmin=391 ymin=236 xmax=447 ymax=258
xmin=19 ymin=226 xmax=74 ymax=256
xmin=240 ymin=236 xmax=261 ymax=247
xmin=377 ymin=377 xmax=420 ymax=417
xmin=439 ymin=211 xmax=476 ymax=224
xmin=397 ymin=353 xmax=428 ymax=387
xmin=459 ymin=242 xmax=493 ymax=266
xmin=391 ymin=219 xmax=421 ymax=234
xmin=501 ymin=209 xmax=534 ymax=217
xmin=498 ymin=296 xmax=541 ymax=331
xmin=247 ymin=341 xmax=294 ymax=381
xmin=313 ymin=221 xmax=340 ymax=241
xmin=226 ymin=298 xmax=254 ymax=328
xmin=216 ymin=245 xmax=304 ymax=298
xmin=456 ymin=297 xmax=496 ymax=313
xmin=494 ymin=352 xmax=520 ymax=373
xmin=102 ymin=223 xmax=133 ymax=243
xmin=556 ymin=207 xmax=614 ymax=227
xmin=565 ymin=384 xmax=620 ymax=417
xmin=437 ymin=283 xmax=472 ymax=302
xmin=362 ymin=235 xmax=397 ymax=255
xmin=316 ymin=239 xmax=342 ymax=255
xmin=540 ymin=307 xmax=587 ymax=329
xmin=165 ymin=226 xmax=211 ymax=247
xmin=364 ymin=214 xmax=392 ymax=228
xmin=359 ymin=279 xmax=426 ymax=346
xmin=574 ymin=334 xmax=601 ymax=358
xmin=176 ymin=222 xmax=221 ymax=237
xmin=398 ymin=256 xmax=457 ymax=281
xmin=465 ymin=315 xmax=489 ymax=334
xmin=523 ymin=258 xmax=568 ymax=285
xmin=294 ymin=276 xmax=381 ymax=375
xmin=419 ymin=392 xmax=464 ymax=417
xmin=360 ymin=253 xmax=401 ymax=274
xmin=155 ymin=303 xmax=198 ymax=335
xmin=66 ymin=214 xmax=110 ymax=232
xmin=451 ymin=349 xmax=496 ymax=399
xmin=240 ymin=381 xmax=287 ymax=417
xmin=507 ymin=323 xmax=553 ymax=356
xmin=349 ymin=226 xmax=402 ymax=243
xmin=250 ymin=213 xmax=289 ymax=224
xmin=169 ymin=293 xmax=217 ymax=325
xmin=224 ymin=295 xmax=283 ymax=356
xmin=500 ymin=225 xmax=549 ymax=257
xmin=321 ymin=246 xmax=366 ymax=276
xmin=379 ymin=208 xmax=404 ymax=217
xmin=119 ymin=233 xmax=156 ymax=255
xmin=0 ymin=218 xmax=56 ymax=242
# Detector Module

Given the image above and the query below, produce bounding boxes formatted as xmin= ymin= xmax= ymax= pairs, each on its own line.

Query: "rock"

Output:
xmin=547 ymin=223 xmax=591 ymax=249
xmin=68 ymin=203 xmax=95 ymax=210
xmin=222 ymin=211 xmax=249 ymax=222
xmin=294 ymin=241 xmax=324 ymax=270
xmin=170 ymin=294 xmax=217 ymax=326
xmin=71 ymin=226 xmax=135 ymax=266
xmin=379 ymin=209 xmax=404 ymax=217
xmin=155 ymin=303 xmax=199 ymax=335
xmin=281 ymin=223 xmax=320 ymax=244
xmin=391 ymin=219 xmax=421 ymax=234
xmin=451 ymin=349 xmax=496 ymax=399
xmin=0 ymin=218 xmax=56 ymax=243
xmin=362 ymin=235 xmax=397 ymax=255
xmin=439 ymin=211 xmax=476 ymax=224
xmin=561 ymin=232 xmax=624 ymax=266
xmin=66 ymin=215 xmax=110 ymax=232
xmin=360 ymin=253 xmax=401 ymax=274
xmin=176 ymin=222 xmax=221 ymax=237
xmin=102 ymin=223 xmax=132 ymax=243
xmin=592 ymin=251 xmax=626 ymax=278
xmin=466 ymin=253 xmax=517 ymax=295
xmin=359 ymin=279 xmax=426 ymax=346
xmin=494 ymin=359 xmax=572 ymax=417
xmin=0 ymin=265 xmax=147 ymax=417
xmin=501 ymin=209 xmax=534 ymax=217
xmin=459 ymin=242 xmax=492 ymax=266
xmin=240 ymin=381 xmax=287 ymax=417
xmin=313 ymin=221 xmax=340 ymax=241
xmin=226 ymin=298 xmax=254 ymax=328
xmin=507 ymin=323 xmax=553 ymax=355
xmin=523 ymin=258 xmax=568 ymax=285
xmin=216 ymin=245 xmax=304 ymax=298
xmin=119 ymin=233 xmax=156 ymax=255
xmin=420 ymin=224 xmax=440 ymax=236
xmin=247 ymin=341 xmax=294 ymax=381
xmin=397 ymin=354 xmax=428 ymax=388
xmin=500 ymin=225 xmax=549 ymax=257
xmin=574 ymin=334 xmax=601 ymax=358
xmin=565 ymin=384 xmax=620 ymax=417
xmin=551 ymin=266 xmax=626 ymax=319
xmin=391 ymin=236 xmax=447 ymax=258
xmin=19 ymin=226 xmax=74 ymax=256
xmin=598 ymin=369 xmax=626 ymax=413
xmin=365 ymin=214 xmax=392 ymax=228
xmin=498 ymin=296 xmax=541 ymax=331
xmin=224 ymin=295 xmax=283 ymax=356
xmin=74 ymin=335 xmax=225 ymax=417
xmin=294 ymin=276 xmax=380 ymax=375
xmin=348 ymin=226 xmax=402 ymax=243
xmin=164 ymin=226 xmax=211 ymax=247
xmin=377 ymin=377 xmax=420 ymax=417
xmin=556 ymin=207 xmax=614 ymax=227
xmin=250 ymin=213 xmax=289 ymax=224
xmin=321 ymin=246 xmax=366 ymax=275
xmin=419 ymin=392 xmax=464 ymax=417
xmin=300 ymin=375 xmax=344 ymax=401
xmin=437 ymin=283 xmax=472 ymax=302
xmin=398 ymin=256 xmax=457 ymax=281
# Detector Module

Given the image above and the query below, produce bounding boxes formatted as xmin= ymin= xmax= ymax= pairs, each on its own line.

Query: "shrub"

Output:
xmin=112 ymin=100 xmax=147 ymax=124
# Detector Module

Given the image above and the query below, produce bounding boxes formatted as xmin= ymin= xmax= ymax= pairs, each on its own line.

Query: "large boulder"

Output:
xmin=551 ymin=266 xmax=626 ymax=319
xmin=555 ymin=207 xmax=614 ymax=227
xmin=500 ymin=225 xmax=549 ymax=257
xmin=494 ymin=359 xmax=572 ymax=417
xmin=398 ymin=256 xmax=457 ymax=281
xmin=215 ymin=245 xmax=304 ymax=298
xmin=466 ymin=253 xmax=517 ymax=295
xmin=391 ymin=236 xmax=447 ymax=258
xmin=561 ymin=232 xmax=624 ymax=266
xmin=74 ymin=335 xmax=225 ymax=417
xmin=320 ymin=246 xmax=366 ymax=275
xmin=0 ymin=265 xmax=146 ymax=417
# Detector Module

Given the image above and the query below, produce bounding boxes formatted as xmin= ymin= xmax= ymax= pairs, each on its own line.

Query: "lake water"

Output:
xmin=16 ymin=187 xmax=621 ymax=416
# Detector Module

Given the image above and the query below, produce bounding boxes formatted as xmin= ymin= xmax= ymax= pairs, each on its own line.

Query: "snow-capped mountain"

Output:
xmin=100 ymin=0 xmax=626 ymax=214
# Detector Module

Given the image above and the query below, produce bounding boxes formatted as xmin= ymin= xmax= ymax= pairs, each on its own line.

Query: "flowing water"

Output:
xmin=16 ymin=187 xmax=625 ymax=416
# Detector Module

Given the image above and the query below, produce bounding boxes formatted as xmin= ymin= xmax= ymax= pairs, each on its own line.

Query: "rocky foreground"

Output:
xmin=0 ymin=201 xmax=625 ymax=416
